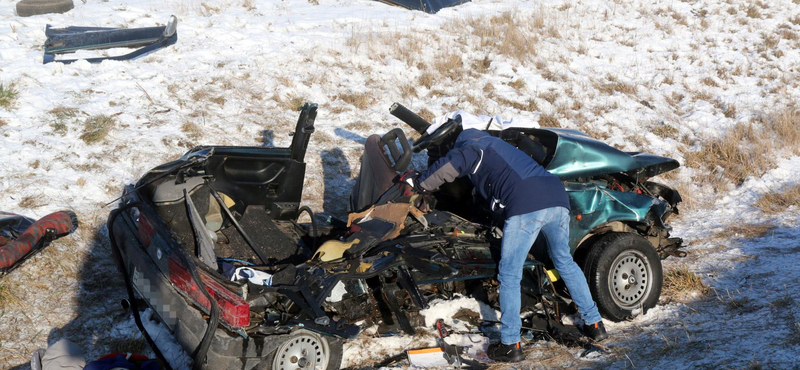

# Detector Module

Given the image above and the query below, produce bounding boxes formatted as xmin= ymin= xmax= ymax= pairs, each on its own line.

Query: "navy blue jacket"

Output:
xmin=419 ymin=129 xmax=570 ymax=218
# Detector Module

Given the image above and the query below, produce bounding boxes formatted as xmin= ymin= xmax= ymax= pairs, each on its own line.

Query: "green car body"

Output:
xmin=494 ymin=127 xmax=683 ymax=259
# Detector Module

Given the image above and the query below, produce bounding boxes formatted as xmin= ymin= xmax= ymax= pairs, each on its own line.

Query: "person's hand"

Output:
xmin=399 ymin=170 xmax=429 ymax=194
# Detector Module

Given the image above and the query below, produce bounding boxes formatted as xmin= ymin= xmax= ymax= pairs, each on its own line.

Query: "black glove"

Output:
xmin=399 ymin=170 xmax=428 ymax=194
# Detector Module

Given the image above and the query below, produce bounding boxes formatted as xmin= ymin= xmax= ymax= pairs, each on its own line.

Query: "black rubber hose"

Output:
xmin=296 ymin=206 xmax=318 ymax=255
xmin=206 ymin=184 xmax=269 ymax=265
xmin=107 ymin=203 xmax=173 ymax=370
xmin=181 ymin=195 xmax=220 ymax=370
xmin=390 ymin=102 xmax=431 ymax=134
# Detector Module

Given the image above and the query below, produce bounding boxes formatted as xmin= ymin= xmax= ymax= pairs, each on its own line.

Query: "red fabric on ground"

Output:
xmin=0 ymin=211 xmax=78 ymax=269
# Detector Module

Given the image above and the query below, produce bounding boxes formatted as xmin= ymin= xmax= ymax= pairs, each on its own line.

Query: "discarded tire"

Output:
xmin=16 ymin=0 xmax=74 ymax=17
xmin=583 ymin=232 xmax=663 ymax=322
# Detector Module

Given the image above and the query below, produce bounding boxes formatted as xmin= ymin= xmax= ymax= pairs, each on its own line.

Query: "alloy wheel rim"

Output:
xmin=273 ymin=331 xmax=329 ymax=370
xmin=608 ymin=249 xmax=653 ymax=309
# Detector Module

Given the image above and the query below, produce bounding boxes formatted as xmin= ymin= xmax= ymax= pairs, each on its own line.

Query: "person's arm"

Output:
xmin=418 ymin=143 xmax=483 ymax=191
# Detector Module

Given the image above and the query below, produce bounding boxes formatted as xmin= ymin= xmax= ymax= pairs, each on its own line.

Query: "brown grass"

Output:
xmin=755 ymin=184 xmax=800 ymax=213
xmin=181 ymin=121 xmax=203 ymax=141
xmin=684 ymin=107 xmax=800 ymax=189
xmin=80 ymin=114 xmax=116 ymax=144
xmin=0 ymin=281 xmax=21 ymax=311
xmin=49 ymin=106 xmax=78 ymax=135
xmin=746 ymin=5 xmax=761 ymax=19
xmin=662 ymin=266 xmax=709 ymax=302
xmin=652 ymin=122 xmax=679 ymax=139
xmin=418 ymin=71 xmax=436 ymax=89
xmin=18 ymin=194 xmax=46 ymax=208
xmin=417 ymin=108 xmax=435 ymax=123
xmin=273 ymin=93 xmax=305 ymax=111
xmin=462 ymin=11 xmax=541 ymax=62
xmin=0 ymin=83 xmax=18 ymax=110
xmin=713 ymin=223 xmax=776 ymax=240
xmin=337 ymin=92 xmax=372 ymax=109
xmin=684 ymin=123 xmax=772 ymax=187
xmin=539 ymin=113 xmax=560 ymax=127
xmin=433 ymin=54 xmax=464 ymax=81
xmin=598 ymin=76 xmax=637 ymax=96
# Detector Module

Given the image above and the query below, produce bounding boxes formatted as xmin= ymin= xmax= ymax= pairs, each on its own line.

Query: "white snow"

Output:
xmin=1 ymin=0 xmax=800 ymax=368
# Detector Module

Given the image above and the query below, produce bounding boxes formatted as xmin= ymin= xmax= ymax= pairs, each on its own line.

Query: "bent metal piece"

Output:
xmin=43 ymin=15 xmax=178 ymax=64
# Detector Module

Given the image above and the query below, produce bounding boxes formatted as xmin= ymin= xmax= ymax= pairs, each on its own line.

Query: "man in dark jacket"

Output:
xmin=407 ymin=128 xmax=607 ymax=362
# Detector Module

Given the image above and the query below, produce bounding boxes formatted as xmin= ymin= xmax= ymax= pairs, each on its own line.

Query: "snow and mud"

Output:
xmin=1 ymin=0 xmax=799 ymax=368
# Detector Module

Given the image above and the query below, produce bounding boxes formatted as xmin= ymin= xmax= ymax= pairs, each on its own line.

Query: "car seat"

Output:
xmin=349 ymin=128 xmax=413 ymax=212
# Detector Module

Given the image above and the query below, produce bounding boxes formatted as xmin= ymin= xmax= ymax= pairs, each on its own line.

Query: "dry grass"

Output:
xmin=18 ymin=194 xmax=46 ymax=208
xmin=337 ymin=92 xmax=372 ymax=109
xmin=181 ymin=121 xmax=203 ymax=141
xmin=80 ymin=114 xmax=116 ymax=144
xmin=686 ymin=107 xmax=800 ymax=188
xmin=662 ymin=266 xmax=709 ymax=302
xmin=652 ymin=122 xmax=679 ymax=139
xmin=713 ymin=223 xmax=776 ymax=240
xmin=539 ymin=113 xmax=560 ymax=127
xmin=754 ymin=184 xmax=800 ymax=213
xmin=0 ymin=83 xmax=18 ymax=110
xmin=462 ymin=11 xmax=542 ymax=62
xmin=49 ymin=106 xmax=78 ymax=135
xmin=598 ymin=76 xmax=637 ymax=96
xmin=0 ymin=281 xmax=14 ymax=310
xmin=272 ymin=93 xmax=305 ymax=111
xmin=684 ymin=123 xmax=772 ymax=187
xmin=418 ymin=71 xmax=436 ymax=89
xmin=417 ymin=108 xmax=435 ymax=123
xmin=746 ymin=5 xmax=761 ymax=19
xmin=433 ymin=54 xmax=464 ymax=81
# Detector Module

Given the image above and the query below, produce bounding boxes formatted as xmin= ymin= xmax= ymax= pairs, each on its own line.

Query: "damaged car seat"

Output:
xmin=349 ymin=129 xmax=412 ymax=212
xmin=0 ymin=210 xmax=79 ymax=272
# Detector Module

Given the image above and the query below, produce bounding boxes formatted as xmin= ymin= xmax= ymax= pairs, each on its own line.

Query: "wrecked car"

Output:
xmin=107 ymin=103 xmax=684 ymax=369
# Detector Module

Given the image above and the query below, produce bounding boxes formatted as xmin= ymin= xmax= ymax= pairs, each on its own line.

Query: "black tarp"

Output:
xmin=375 ymin=0 xmax=470 ymax=13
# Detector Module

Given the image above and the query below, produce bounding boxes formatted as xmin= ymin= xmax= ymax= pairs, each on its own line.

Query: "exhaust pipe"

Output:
xmin=120 ymin=298 xmax=148 ymax=311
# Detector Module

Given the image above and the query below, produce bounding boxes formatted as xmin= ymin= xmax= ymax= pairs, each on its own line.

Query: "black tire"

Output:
xmin=582 ymin=232 xmax=662 ymax=322
xmin=16 ymin=0 xmax=73 ymax=17
xmin=263 ymin=329 xmax=343 ymax=370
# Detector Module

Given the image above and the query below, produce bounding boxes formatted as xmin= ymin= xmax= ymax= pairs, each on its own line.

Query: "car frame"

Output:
xmin=107 ymin=103 xmax=684 ymax=370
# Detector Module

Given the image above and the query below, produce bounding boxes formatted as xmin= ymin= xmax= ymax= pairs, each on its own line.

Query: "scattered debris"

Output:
xmin=43 ymin=16 xmax=178 ymax=64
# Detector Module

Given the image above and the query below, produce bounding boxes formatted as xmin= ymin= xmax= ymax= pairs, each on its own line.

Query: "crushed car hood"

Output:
xmin=543 ymin=128 xmax=679 ymax=180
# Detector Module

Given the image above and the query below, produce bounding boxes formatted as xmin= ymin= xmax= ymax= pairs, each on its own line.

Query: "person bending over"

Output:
xmin=405 ymin=128 xmax=608 ymax=363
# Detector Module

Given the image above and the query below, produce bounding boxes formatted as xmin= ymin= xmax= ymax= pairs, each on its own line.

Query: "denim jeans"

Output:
xmin=498 ymin=206 xmax=602 ymax=344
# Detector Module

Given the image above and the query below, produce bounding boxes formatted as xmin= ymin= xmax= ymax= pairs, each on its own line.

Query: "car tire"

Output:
xmin=582 ymin=232 xmax=662 ymax=322
xmin=264 ymin=329 xmax=343 ymax=370
xmin=16 ymin=0 xmax=74 ymax=17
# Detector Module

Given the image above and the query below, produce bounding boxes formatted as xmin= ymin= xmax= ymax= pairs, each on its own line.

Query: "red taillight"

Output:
xmin=168 ymin=257 xmax=250 ymax=328
xmin=137 ymin=211 xmax=154 ymax=247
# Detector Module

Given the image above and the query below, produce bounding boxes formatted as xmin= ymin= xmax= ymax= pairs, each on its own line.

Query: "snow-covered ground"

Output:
xmin=1 ymin=0 xmax=799 ymax=368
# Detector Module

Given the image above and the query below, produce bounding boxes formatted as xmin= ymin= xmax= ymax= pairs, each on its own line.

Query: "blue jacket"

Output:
xmin=419 ymin=129 xmax=570 ymax=218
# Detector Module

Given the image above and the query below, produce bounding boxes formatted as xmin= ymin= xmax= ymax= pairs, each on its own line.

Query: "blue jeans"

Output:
xmin=498 ymin=207 xmax=602 ymax=344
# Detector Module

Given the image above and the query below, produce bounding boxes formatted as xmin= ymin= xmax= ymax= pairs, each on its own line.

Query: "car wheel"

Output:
xmin=265 ymin=329 xmax=343 ymax=370
xmin=582 ymin=232 xmax=662 ymax=322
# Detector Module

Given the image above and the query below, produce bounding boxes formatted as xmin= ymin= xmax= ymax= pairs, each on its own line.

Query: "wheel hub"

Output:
xmin=608 ymin=250 xmax=653 ymax=309
xmin=273 ymin=332 xmax=329 ymax=370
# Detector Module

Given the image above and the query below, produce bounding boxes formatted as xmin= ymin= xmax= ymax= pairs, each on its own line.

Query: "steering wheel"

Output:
xmin=412 ymin=118 xmax=460 ymax=152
